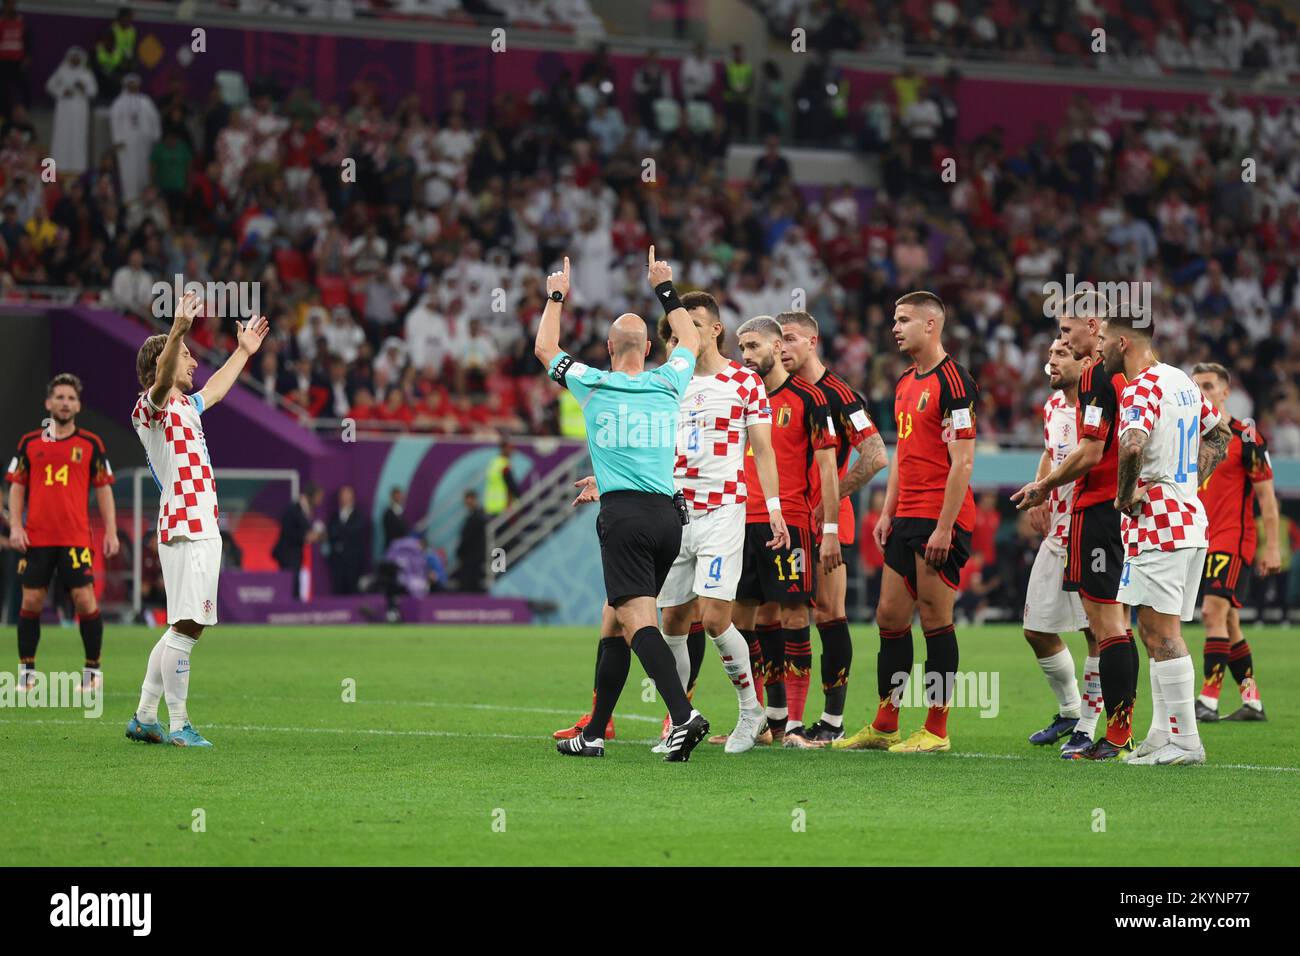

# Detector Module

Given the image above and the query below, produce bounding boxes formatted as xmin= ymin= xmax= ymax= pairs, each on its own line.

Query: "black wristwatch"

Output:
xmin=550 ymin=290 xmax=564 ymax=302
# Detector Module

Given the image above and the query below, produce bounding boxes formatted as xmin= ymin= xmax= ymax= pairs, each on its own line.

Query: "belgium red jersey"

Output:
xmin=806 ymin=369 xmax=878 ymax=511
xmin=893 ymin=356 xmax=978 ymax=531
xmin=744 ymin=374 xmax=835 ymax=528
xmin=1200 ymin=417 xmax=1272 ymax=560
xmin=1073 ymin=359 xmax=1128 ymax=511
xmin=6 ymin=427 xmax=114 ymax=547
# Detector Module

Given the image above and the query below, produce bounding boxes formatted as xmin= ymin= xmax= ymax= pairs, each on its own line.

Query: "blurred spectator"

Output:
xmin=110 ymin=248 xmax=153 ymax=317
xmin=46 ymin=47 xmax=96 ymax=177
xmin=109 ymin=74 xmax=159 ymax=204
xmin=680 ymin=40 xmax=715 ymax=102
xmin=0 ymin=0 xmax=30 ymax=118
xmin=326 ymin=484 xmax=369 ymax=595
xmin=455 ymin=489 xmax=488 ymax=593
xmin=382 ymin=486 xmax=409 ymax=548
xmin=723 ymin=44 xmax=754 ymax=138
xmin=272 ymin=483 xmax=325 ymax=598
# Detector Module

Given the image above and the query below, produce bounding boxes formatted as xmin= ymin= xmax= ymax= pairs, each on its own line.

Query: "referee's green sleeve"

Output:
xmin=548 ymin=351 xmax=606 ymax=403
xmin=651 ymin=346 xmax=696 ymax=399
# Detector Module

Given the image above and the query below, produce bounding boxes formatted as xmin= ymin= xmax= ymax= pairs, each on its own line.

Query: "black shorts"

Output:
xmin=883 ymin=516 xmax=971 ymax=594
xmin=1200 ymin=551 xmax=1251 ymax=608
xmin=736 ymin=522 xmax=816 ymax=604
xmin=1062 ymin=501 xmax=1123 ymax=604
xmin=596 ymin=492 xmax=682 ymax=606
xmin=18 ymin=544 xmax=95 ymax=591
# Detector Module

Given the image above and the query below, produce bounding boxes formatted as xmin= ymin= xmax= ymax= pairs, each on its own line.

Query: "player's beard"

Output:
xmin=50 ymin=409 xmax=75 ymax=425
xmin=753 ymin=353 xmax=776 ymax=377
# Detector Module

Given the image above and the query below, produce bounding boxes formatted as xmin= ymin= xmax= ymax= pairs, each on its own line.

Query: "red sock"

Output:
xmin=924 ymin=704 xmax=950 ymax=739
xmin=783 ymin=630 xmax=812 ymax=724
xmin=873 ymin=696 xmax=900 ymax=734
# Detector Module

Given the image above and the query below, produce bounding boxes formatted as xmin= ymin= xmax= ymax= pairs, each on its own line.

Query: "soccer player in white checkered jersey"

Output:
xmin=563 ymin=292 xmax=791 ymax=754
xmin=1100 ymin=311 xmax=1231 ymax=765
xmin=125 ymin=291 xmax=269 ymax=747
xmin=1022 ymin=339 xmax=1100 ymax=752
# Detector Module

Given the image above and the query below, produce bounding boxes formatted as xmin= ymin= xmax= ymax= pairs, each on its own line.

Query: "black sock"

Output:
xmin=817 ymin=618 xmax=853 ymax=718
xmin=631 ymin=626 xmax=692 ymax=725
xmin=80 ymin=610 xmax=104 ymax=669
xmin=1126 ymin=628 xmax=1139 ymax=700
xmin=922 ymin=624 xmax=959 ymax=708
xmin=757 ymin=623 xmax=786 ymax=712
xmin=877 ymin=626 xmax=914 ymax=702
xmin=1098 ymin=632 xmax=1136 ymax=742
xmin=592 ymin=638 xmax=607 ymax=693
xmin=18 ymin=609 xmax=39 ymax=668
xmin=686 ymin=620 xmax=706 ymax=694
xmin=1227 ymin=641 xmax=1254 ymax=686
xmin=587 ymin=637 xmax=630 ymax=740
xmin=1202 ymin=636 xmax=1230 ymax=690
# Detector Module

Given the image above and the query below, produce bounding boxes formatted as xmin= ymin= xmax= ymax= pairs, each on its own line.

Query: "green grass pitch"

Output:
xmin=3 ymin=623 xmax=1297 ymax=866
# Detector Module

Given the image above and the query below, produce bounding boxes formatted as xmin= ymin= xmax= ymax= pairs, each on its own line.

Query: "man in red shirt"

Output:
xmin=6 ymin=373 xmax=118 ymax=691
xmin=1191 ymin=363 xmax=1280 ymax=723
xmin=728 ymin=315 xmax=841 ymax=745
xmin=776 ymin=310 xmax=887 ymax=747
xmin=836 ymin=291 xmax=977 ymax=754
xmin=1013 ymin=290 xmax=1138 ymax=760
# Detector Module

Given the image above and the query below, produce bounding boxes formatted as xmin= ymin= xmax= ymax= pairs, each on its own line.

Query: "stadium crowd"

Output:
xmin=1 ymin=3 xmax=1299 ymax=453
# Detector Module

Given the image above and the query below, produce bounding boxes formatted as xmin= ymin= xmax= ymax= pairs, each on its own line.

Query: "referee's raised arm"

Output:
xmin=648 ymin=245 xmax=700 ymax=357
xmin=533 ymin=255 xmax=569 ymax=369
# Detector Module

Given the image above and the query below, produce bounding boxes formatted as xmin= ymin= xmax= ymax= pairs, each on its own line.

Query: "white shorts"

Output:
xmin=1116 ymin=547 xmax=1206 ymax=621
xmin=1024 ymin=539 xmax=1087 ymax=634
xmin=159 ymin=536 xmax=223 ymax=626
xmin=656 ymin=503 xmax=745 ymax=608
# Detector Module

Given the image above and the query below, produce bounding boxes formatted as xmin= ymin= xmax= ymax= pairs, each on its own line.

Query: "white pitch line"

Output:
xmin=2 ymin=716 xmax=1296 ymax=772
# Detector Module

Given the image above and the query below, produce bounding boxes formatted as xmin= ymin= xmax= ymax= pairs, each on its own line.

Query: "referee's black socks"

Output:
xmin=588 ymin=637 xmax=630 ymax=740
xmin=631 ymin=626 xmax=693 ymax=725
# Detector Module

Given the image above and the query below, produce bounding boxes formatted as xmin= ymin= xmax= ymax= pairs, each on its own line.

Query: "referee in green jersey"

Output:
xmin=536 ymin=248 xmax=711 ymax=761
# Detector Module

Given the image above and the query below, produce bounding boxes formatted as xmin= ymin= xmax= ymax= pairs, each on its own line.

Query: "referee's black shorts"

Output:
xmin=596 ymin=491 xmax=683 ymax=606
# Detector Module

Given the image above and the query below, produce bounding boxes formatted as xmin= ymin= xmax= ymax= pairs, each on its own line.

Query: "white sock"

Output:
xmin=161 ymin=631 xmax=198 ymax=733
xmin=664 ymin=633 xmax=690 ymax=693
xmin=1076 ymin=655 xmax=1102 ymax=736
xmin=709 ymin=625 xmax=758 ymax=710
xmin=820 ymin=711 xmax=843 ymax=728
xmin=1036 ymin=647 xmax=1081 ymax=718
xmin=1145 ymin=662 xmax=1169 ymax=748
xmin=1154 ymin=656 xmax=1200 ymax=750
xmin=136 ymin=633 xmax=169 ymax=724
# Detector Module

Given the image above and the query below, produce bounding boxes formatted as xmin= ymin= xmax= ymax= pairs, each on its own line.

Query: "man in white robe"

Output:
xmin=47 ymin=47 xmax=97 ymax=176
xmin=109 ymin=73 xmax=159 ymax=203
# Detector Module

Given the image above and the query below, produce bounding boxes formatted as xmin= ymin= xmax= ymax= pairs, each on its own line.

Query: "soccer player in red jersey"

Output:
xmin=836 ymin=291 xmax=976 ymax=753
xmin=1190 ymin=363 xmax=1280 ymax=723
xmin=723 ymin=316 xmax=841 ymax=745
xmin=1013 ymin=290 xmax=1136 ymax=760
xmin=776 ymin=310 xmax=888 ymax=747
xmin=6 ymin=373 xmax=118 ymax=691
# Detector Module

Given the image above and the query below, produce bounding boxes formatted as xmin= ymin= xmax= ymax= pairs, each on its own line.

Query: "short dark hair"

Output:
xmin=894 ymin=290 xmax=946 ymax=318
xmin=1103 ymin=311 xmax=1153 ymax=339
xmin=1192 ymin=362 xmax=1230 ymax=385
xmin=777 ymin=310 xmax=819 ymax=336
xmin=658 ymin=290 xmax=724 ymax=349
xmin=736 ymin=315 xmax=782 ymax=340
xmin=47 ymin=373 xmax=83 ymax=398
xmin=136 ymin=334 xmax=168 ymax=389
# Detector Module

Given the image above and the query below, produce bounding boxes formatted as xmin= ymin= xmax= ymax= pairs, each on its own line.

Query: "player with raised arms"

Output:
xmin=125 ymin=291 xmax=269 ymax=747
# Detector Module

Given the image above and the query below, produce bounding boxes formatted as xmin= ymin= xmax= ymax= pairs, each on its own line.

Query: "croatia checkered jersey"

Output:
xmin=1118 ymin=363 xmax=1221 ymax=556
xmin=1042 ymin=390 xmax=1078 ymax=552
xmin=675 ymin=360 xmax=770 ymax=512
xmin=132 ymin=391 xmax=220 ymax=543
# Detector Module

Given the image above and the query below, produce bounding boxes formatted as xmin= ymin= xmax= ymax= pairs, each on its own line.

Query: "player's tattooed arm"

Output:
xmin=1197 ymin=419 xmax=1232 ymax=483
xmin=839 ymin=433 xmax=887 ymax=499
xmin=1115 ymin=429 xmax=1147 ymax=514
